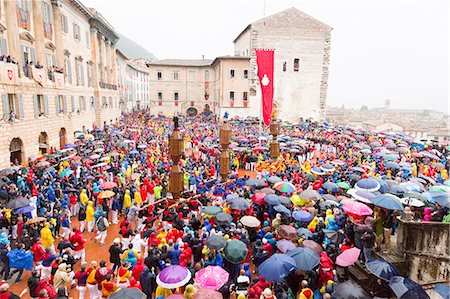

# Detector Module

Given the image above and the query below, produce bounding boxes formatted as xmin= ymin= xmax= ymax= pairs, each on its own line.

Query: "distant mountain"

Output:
xmin=116 ymin=33 xmax=156 ymax=61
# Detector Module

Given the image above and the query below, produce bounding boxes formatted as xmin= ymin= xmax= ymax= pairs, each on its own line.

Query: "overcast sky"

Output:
xmin=83 ymin=0 xmax=449 ymax=111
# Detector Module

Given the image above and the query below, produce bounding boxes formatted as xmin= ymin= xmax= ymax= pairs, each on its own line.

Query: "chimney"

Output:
xmin=202 ymin=55 xmax=205 ymax=60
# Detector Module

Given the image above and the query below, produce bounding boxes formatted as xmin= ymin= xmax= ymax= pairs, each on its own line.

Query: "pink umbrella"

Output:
xmin=100 ymin=181 xmax=117 ymax=189
xmin=336 ymin=247 xmax=361 ymax=267
xmin=342 ymin=202 xmax=373 ymax=217
xmin=194 ymin=288 xmax=223 ymax=299
xmin=195 ymin=266 xmax=229 ymax=290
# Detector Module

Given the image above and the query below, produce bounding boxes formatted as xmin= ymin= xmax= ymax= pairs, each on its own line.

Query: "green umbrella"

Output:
xmin=384 ymin=155 xmax=397 ymax=162
xmin=429 ymin=185 xmax=448 ymax=193
xmin=336 ymin=181 xmax=350 ymax=190
xmin=444 ymin=180 xmax=450 ymax=187
xmin=224 ymin=239 xmax=248 ymax=264
xmin=116 ymin=142 xmax=127 ymax=147
xmin=202 ymin=206 xmax=222 ymax=216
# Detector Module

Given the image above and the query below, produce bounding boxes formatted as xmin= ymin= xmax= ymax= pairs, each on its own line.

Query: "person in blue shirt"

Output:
xmin=169 ymin=243 xmax=181 ymax=265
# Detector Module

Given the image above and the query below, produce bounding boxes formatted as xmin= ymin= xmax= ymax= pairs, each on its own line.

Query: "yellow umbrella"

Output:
xmin=290 ymin=194 xmax=306 ymax=206
xmin=98 ymin=190 xmax=115 ymax=199
xmin=84 ymin=134 xmax=94 ymax=139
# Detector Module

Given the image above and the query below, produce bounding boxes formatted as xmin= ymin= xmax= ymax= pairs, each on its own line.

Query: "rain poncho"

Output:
xmin=124 ymin=190 xmax=132 ymax=208
xmin=40 ymin=222 xmax=54 ymax=247
xmin=79 ymin=189 xmax=89 ymax=205
xmin=0 ymin=232 xmax=10 ymax=246
xmin=86 ymin=201 xmax=95 ymax=221
xmin=7 ymin=248 xmax=33 ymax=270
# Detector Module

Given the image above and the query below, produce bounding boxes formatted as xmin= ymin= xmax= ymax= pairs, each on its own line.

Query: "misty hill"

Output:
xmin=116 ymin=33 xmax=156 ymax=61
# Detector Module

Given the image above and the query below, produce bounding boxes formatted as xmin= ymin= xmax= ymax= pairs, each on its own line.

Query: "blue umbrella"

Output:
xmin=389 ymin=276 xmax=430 ymax=299
xmin=398 ymin=182 xmax=423 ymax=193
xmin=297 ymin=227 xmax=313 ymax=239
xmin=366 ymin=259 xmax=400 ymax=281
xmin=268 ymin=176 xmax=283 ymax=184
xmin=293 ymin=210 xmax=313 ymax=222
xmin=245 ymin=179 xmax=266 ymax=188
xmin=15 ymin=205 xmax=34 ymax=214
xmin=431 ymin=192 xmax=450 ymax=208
xmin=385 ymin=162 xmax=400 ymax=170
xmin=435 ymin=283 xmax=450 ymax=299
xmin=322 ymin=182 xmax=340 ymax=193
xmin=264 ymin=194 xmax=281 ymax=206
xmin=355 ymin=178 xmax=380 ymax=192
xmin=389 ymin=185 xmax=405 ymax=196
xmin=257 ymin=254 xmax=297 ymax=282
xmin=322 ymin=194 xmax=337 ymax=202
xmin=228 ymin=198 xmax=250 ymax=211
xmin=273 ymin=204 xmax=292 ymax=217
xmin=60 ymin=169 xmax=74 ymax=178
xmin=226 ymin=194 xmax=239 ymax=200
xmin=285 ymin=247 xmax=320 ymax=271
xmin=370 ymin=194 xmax=404 ymax=211
xmin=373 ymin=178 xmax=389 ymax=194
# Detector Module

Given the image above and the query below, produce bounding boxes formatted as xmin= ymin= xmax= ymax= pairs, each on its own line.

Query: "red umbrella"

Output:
xmin=300 ymin=240 xmax=323 ymax=254
xmin=251 ymin=192 xmax=266 ymax=205
xmin=100 ymin=181 xmax=117 ymax=189
xmin=252 ymin=146 xmax=269 ymax=152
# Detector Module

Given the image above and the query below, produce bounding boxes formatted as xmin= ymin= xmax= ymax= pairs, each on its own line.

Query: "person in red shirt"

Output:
xmin=69 ymin=193 xmax=78 ymax=217
xmin=132 ymin=258 xmax=145 ymax=282
xmin=31 ymin=238 xmax=46 ymax=265
xmin=70 ymin=229 xmax=86 ymax=263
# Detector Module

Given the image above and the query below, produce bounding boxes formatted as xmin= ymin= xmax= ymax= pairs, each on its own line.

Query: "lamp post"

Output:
xmin=219 ymin=121 xmax=231 ymax=181
xmin=270 ymin=118 xmax=280 ymax=158
xmin=169 ymin=116 xmax=184 ymax=202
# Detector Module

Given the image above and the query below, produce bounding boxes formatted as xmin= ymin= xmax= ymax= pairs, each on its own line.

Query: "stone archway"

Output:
xmin=59 ymin=128 xmax=67 ymax=149
xmin=10 ymin=138 xmax=24 ymax=165
xmin=38 ymin=132 xmax=49 ymax=154
xmin=187 ymin=107 xmax=198 ymax=117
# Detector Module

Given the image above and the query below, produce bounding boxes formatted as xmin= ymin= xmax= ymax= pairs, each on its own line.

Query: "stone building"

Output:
xmin=147 ymin=59 xmax=215 ymax=116
xmin=233 ymin=7 xmax=332 ymax=122
xmin=147 ymin=7 xmax=331 ymax=121
xmin=0 ymin=0 xmax=120 ymax=168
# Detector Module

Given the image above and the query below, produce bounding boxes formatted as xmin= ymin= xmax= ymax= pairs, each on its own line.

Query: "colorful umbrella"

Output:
xmin=240 ymin=216 xmax=260 ymax=228
xmin=257 ymin=254 xmax=297 ymax=282
xmin=293 ymin=210 xmax=313 ymax=222
xmin=156 ymin=265 xmax=191 ymax=288
xmin=389 ymin=276 xmax=430 ymax=299
xmin=195 ymin=266 xmax=229 ymax=290
xmin=224 ymin=239 xmax=247 ymax=264
xmin=355 ymin=178 xmax=380 ymax=192
xmin=336 ymin=181 xmax=351 ymax=190
xmin=300 ymin=240 xmax=323 ymax=255
xmin=98 ymin=190 xmax=115 ymax=199
xmin=194 ymin=288 xmax=223 ymax=299
xmin=290 ymin=194 xmax=306 ymax=206
xmin=206 ymin=235 xmax=227 ymax=250
xmin=276 ymin=239 xmax=297 ymax=253
xmin=285 ymin=247 xmax=320 ymax=271
xmin=273 ymin=181 xmax=296 ymax=193
xmin=342 ymin=202 xmax=373 ymax=217
xmin=278 ymin=225 xmax=298 ymax=240
xmin=370 ymin=194 xmax=404 ymax=211
xmin=251 ymin=192 xmax=266 ymax=205
xmin=100 ymin=181 xmax=117 ymax=189
xmin=202 ymin=206 xmax=222 ymax=216
xmin=336 ymin=247 xmax=361 ymax=267
xmin=366 ymin=259 xmax=400 ymax=281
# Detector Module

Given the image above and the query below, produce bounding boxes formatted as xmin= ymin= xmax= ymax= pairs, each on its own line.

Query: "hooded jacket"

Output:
xmin=132 ymin=258 xmax=145 ymax=281
xmin=86 ymin=201 xmax=95 ymax=222
xmin=140 ymin=267 xmax=156 ymax=297
xmin=79 ymin=189 xmax=88 ymax=205
xmin=124 ymin=190 xmax=132 ymax=208
xmin=53 ymin=263 xmax=70 ymax=291
xmin=40 ymin=223 xmax=54 ymax=247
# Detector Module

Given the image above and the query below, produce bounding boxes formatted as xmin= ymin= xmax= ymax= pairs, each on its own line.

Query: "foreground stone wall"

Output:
xmin=396 ymin=219 xmax=450 ymax=285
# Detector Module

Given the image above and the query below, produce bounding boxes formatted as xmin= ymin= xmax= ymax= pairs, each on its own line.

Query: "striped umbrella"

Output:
xmin=273 ymin=181 xmax=296 ymax=193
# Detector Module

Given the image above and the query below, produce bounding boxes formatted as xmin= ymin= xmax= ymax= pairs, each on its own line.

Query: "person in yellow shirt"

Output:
xmin=123 ymin=190 xmax=132 ymax=213
xmin=40 ymin=222 xmax=55 ymax=253
xmin=117 ymin=263 xmax=132 ymax=288
xmin=79 ymin=189 xmax=89 ymax=205
xmin=184 ymin=284 xmax=195 ymax=299
xmin=134 ymin=190 xmax=142 ymax=206
xmin=86 ymin=201 xmax=95 ymax=233
xmin=155 ymin=285 xmax=172 ymax=298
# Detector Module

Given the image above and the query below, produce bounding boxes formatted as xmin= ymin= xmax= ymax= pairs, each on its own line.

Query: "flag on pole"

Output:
xmin=255 ymin=49 xmax=275 ymax=126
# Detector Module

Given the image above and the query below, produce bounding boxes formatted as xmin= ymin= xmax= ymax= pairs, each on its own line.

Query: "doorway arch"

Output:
xmin=10 ymin=138 xmax=24 ymax=164
xmin=38 ymin=132 xmax=49 ymax=154
xmin=59 ymin=128 xmax=67 ymax=149
xmin=187 ymin=107 xmax=198 ymax=117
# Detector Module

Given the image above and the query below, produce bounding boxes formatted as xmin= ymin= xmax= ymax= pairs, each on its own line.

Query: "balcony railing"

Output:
xmin=99 ymin=81 xmax=117 ymax=90
xmin=16 ymin=6 xmax=30 ymax=31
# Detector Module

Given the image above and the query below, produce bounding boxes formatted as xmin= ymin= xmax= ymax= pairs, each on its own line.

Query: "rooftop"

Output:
xmin=147 ymin=59 xmax=214 ymax=67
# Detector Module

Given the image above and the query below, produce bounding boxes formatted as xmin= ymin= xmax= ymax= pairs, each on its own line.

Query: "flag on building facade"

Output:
xmin=255 ymin=49 xmax=275 ymax=126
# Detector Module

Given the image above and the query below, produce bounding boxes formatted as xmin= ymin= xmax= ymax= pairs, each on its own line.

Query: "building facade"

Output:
xmin=0 ymin=0 xmax=120 ymax=168
xmin=146 ymin=8 xmax=331 ymax=122
xmin=233 ymin=7 xmax=332 ymax=122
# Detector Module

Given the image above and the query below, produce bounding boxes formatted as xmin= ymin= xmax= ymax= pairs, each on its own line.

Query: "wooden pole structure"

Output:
xmin=219 ymin=121 xmax=231 ymax=181
xmin=270 ymin=117 xmax=280 ymax=158
xmin=169 ymin=116 xmax=184 ymax=202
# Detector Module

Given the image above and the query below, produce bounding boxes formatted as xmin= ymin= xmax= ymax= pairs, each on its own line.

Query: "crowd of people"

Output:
xmin=0 ymin=110 xmax=448 ymax=299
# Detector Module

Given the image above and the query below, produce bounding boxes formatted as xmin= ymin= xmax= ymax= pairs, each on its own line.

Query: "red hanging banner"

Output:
xmin=255 ymin=49 xmax=275 ymax=126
